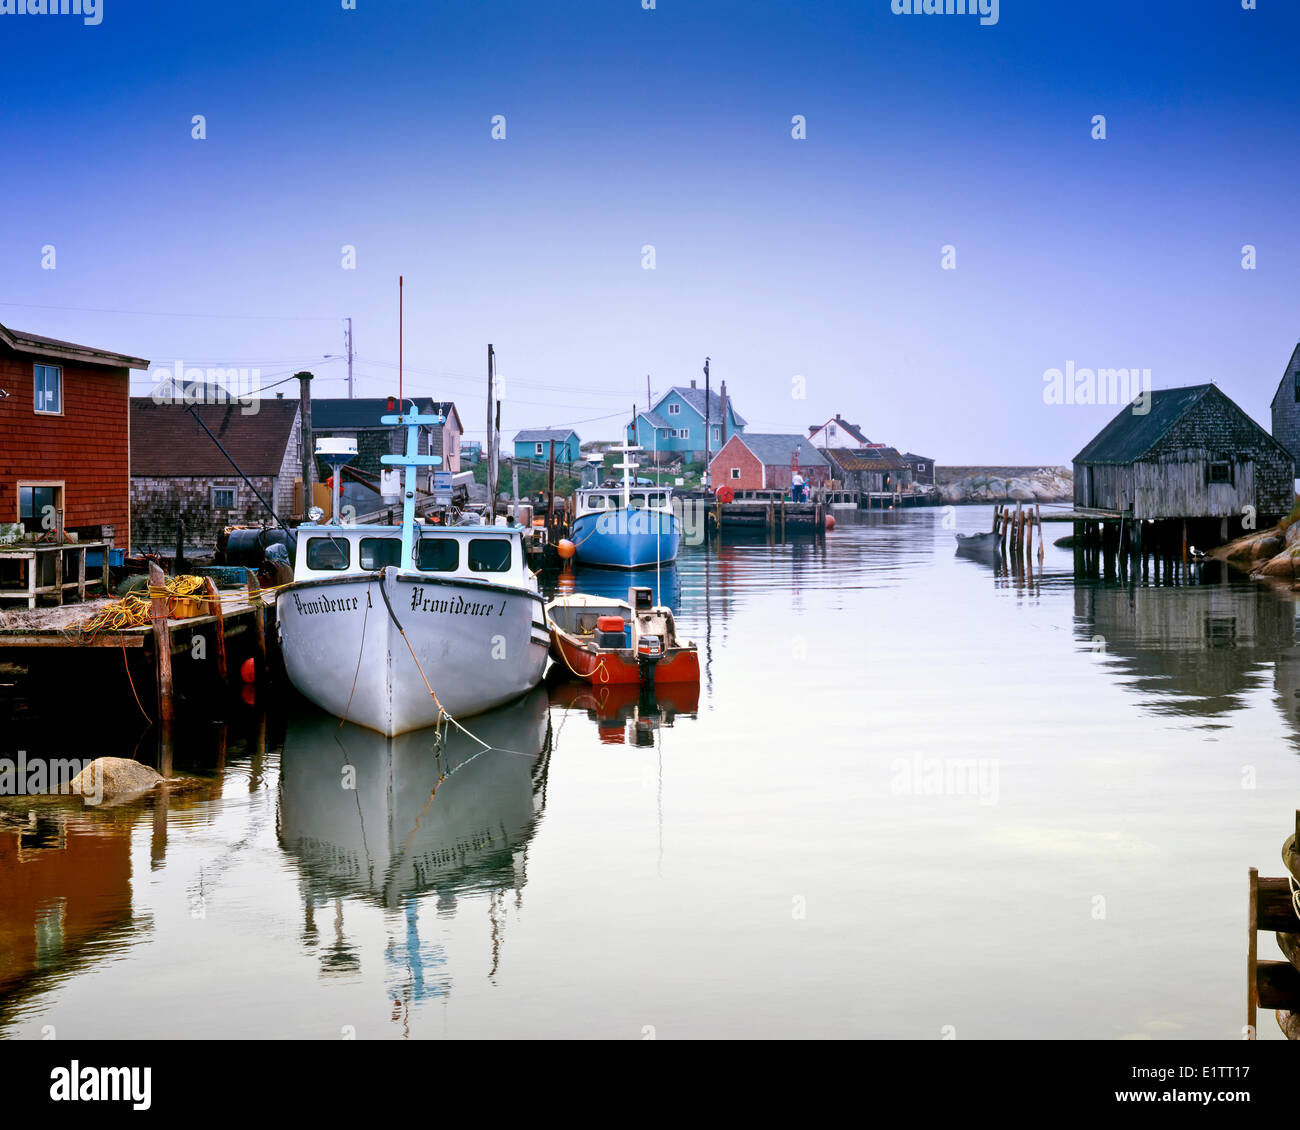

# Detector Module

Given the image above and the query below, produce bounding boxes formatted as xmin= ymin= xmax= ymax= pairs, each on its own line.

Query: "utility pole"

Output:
xmin=296 ymin=370 xmax=314 ymax=515
xmin=345 ymin=317 xmax=353 ymax=399
xmin=703 ymin=356 xmax=711 ymax=490
xmin=646 ymin=374 xmax=651 ymax=413
xmin=487 ymin=343 xmax=497 ymax=520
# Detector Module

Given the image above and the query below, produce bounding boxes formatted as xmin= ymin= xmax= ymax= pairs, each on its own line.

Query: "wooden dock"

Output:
xmin=1246 ymin=810 xmax=1300 ymax=1040
xmin=0 ymin=563 xmax=272 ymax=751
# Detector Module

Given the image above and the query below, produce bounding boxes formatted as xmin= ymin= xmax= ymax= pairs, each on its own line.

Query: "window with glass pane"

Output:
xmin=416 ymin=538 xmax=458 ymax=571
xmin=34 ymin=364 xmax=61 ymax=414
xmin=306 ymin=537 xmax=350 ymax=570
xmin=468 ymin=538 xmax=511 ymax=572
xmin=20 ymin=485 xmax=60 ymax=529
xmin=359 ymin=538 xmax=402 ymax=570
xmin=211 ymin=485 xmax=236 ymax=509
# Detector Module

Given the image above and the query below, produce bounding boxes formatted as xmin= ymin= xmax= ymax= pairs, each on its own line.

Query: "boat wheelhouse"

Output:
xmin=569 ymin=446 xmax=681 ymax=569
xmin=276 ymin=408 xmax=548 ymax=736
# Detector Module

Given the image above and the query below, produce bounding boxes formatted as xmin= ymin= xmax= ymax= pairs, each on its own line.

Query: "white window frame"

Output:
xmin=34 ymin=363 xmax=62 ymax=416
xmin=211 ymin=484 xmax=237 ymax=509
xmin=667 ymin=403 xmax=681 ymax=415
xmin=711 ymin=426 xmax=720 ymax=441
xmin=535 ymin=442 xmax=545 ymax=457
xmin=679 ymin=427 xmax=689 ymax=440
xmin=730 ymin=467 xmax=741 ymax=480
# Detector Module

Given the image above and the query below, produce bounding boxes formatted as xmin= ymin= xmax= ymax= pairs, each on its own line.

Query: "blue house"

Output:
xmin=627 ymin=380 xmax=745 ymax=464
xmin=513 ymin=428 xmax=581 ymax=464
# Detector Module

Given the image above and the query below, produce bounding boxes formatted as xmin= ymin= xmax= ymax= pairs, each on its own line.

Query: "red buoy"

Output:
xmin=240 ymin=657 xmax=256 ymax=684
xmin=825 ymin=514 xmax=836 ymax=531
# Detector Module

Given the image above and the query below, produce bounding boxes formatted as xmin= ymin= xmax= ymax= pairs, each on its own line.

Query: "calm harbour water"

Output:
xmin=2 ymin=504 xmax=1298 ymax=1039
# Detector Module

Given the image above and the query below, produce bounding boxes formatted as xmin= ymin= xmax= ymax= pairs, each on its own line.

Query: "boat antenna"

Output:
xmin=398 ymin=275 xmax=404 ymax=405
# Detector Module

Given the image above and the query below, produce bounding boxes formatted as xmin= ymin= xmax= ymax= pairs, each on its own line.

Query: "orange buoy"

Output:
xmin=240 ymin=657 xmax=256 ymax=684
xmin=825 ymin=514 xmax=836 ymax=531
xmin=557 ymin=538 xmax=576 ymax=559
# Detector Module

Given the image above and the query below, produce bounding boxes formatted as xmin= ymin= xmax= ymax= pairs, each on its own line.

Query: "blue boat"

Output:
xmin=571 ymin=446 xmax=680 ymax=570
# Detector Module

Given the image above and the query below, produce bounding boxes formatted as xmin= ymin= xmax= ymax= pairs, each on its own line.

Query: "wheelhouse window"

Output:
xmin=468 ymin=538 xmax=512 ymax=572
xmin=306 ymin=537 xmax=350 ymax=570
xmin=583 ymin=494 xmax=607 ymax=510
xmin=359 ymin=537 xmax=402 ymax=570
xmin=416 ymin=537 xmax=459 ymax=571
xmin=211 ymin=484 xmax=236 ymax=509
xmin=34 ymin=364 xmax=61 ymax=415
xmin=1208 ymin=462 xmax=1233 ymax=485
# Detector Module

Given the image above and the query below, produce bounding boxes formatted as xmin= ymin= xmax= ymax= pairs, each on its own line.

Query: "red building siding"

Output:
xmin=710 ymin=435 xmax=765 ymax=490
xmin=0 ymin=353 xmax=132 ymax=548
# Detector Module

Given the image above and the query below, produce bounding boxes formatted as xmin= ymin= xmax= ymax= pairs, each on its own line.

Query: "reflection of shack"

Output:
xmin=1076 ymin=583 xmax=1296 ymax=717
xmin=0 ymin=809 xmax=133 ymax=1006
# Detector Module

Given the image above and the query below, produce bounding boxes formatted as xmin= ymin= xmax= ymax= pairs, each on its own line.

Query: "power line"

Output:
xmin=0 ymin=300 xmax=339 ymax=322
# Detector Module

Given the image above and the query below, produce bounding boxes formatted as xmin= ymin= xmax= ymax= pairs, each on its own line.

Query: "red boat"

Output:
xmin=546 ymin=587 xmax=700 ymax=686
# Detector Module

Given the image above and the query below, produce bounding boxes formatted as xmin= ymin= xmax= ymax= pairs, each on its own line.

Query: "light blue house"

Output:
xmin=627 ymin=381 xmax=745 ymax=464
xmin=513 ymin=428 xmax=581 ymax=464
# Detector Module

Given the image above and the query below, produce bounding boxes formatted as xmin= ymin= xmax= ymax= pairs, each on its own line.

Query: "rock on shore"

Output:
xmin=937 ymin=466 xmax=1073 ymax=505
xmin=69 ymin=757 xmax=165 ymax=803
xmin=1211 ymin=517 xmax=1300 ymax=580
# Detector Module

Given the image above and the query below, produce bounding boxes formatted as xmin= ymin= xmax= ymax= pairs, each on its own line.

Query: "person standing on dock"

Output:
xmin=791 ymin=470 xmax=806 ymax=503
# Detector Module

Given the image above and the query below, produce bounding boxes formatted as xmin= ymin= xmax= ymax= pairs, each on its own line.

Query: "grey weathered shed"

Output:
xmin=1269 ymin=343 xmax=1300 ymax=469
xmin=1072 ymin=384 xmax=1293 ymax=523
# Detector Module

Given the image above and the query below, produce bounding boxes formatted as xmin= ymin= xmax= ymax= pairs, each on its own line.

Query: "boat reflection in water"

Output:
xmin=277 ymin=687 xmax=551 ymax=1008
xmin=548 ymin=676 xmax=699 ymax=746
xmin=558 ymin=562 xmax=681 ymax=614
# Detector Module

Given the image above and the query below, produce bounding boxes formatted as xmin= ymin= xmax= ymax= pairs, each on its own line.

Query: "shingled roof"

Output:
xmin=730 ymin=434 xmax=828 ymax=467
xmin=1071 ymin=385 xmax=1214 ymax=465
xmin=130 ymin=399 xmax=299 ymax=477
xmin=514 ymin=428 xmax=578 ymax=444
xmin=825 ymin=445 xmax=907 ymax=472
xmin=0 ymin=321 xmax=149 ymax=370
xmin=658 ymin=386 xmax=747 ymax=426
xmin=311 ymin=397 xmax=458 ymax=430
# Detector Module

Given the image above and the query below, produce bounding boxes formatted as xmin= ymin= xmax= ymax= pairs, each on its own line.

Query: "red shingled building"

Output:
xmin=0 ymin=323 xmax=148 ymax=550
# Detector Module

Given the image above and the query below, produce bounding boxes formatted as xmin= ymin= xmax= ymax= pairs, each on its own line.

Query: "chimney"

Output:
xmin=690 ymin=379 xmax=696 ymax=389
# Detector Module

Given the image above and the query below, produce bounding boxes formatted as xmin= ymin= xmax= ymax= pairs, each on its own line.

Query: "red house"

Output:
xmin=0 ymin=323 xmax=149 ymax=550
xmin=708 ymin=433 xmax=830 ymax=492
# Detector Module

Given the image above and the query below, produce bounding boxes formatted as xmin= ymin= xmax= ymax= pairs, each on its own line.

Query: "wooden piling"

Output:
xmin=1248 ymin=866 xmax=1258 ymax=1038
xmin=148 ymin=561 xmax=175 ymax=753
xmin=246 ymin=569 xmax=266 ymax=682
xmin=202 ymin=577 xmax=228 ymax=682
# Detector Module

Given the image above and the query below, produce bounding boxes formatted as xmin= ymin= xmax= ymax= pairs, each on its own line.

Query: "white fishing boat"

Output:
xmin=276 ymin=408 xmax=549 ymax=736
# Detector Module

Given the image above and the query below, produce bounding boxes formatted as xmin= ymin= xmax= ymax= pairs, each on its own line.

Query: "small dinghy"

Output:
xmin=955 ymin=531 xmax=1001 ymax=558
xmin=546 ymin=586 xmax=699 ymax=686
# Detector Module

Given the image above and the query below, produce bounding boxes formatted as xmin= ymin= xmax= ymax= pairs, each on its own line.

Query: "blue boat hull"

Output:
xmin=571 ymin=511 xmax=680 ymax=569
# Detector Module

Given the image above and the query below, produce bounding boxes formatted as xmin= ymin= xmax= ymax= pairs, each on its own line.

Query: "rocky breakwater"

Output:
xmin=937 ymin=466 xmax=1073 ymax=505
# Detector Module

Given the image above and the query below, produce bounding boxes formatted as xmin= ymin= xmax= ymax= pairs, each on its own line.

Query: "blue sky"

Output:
xmin=2 ymin=0 xmax=1298 ymax=462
